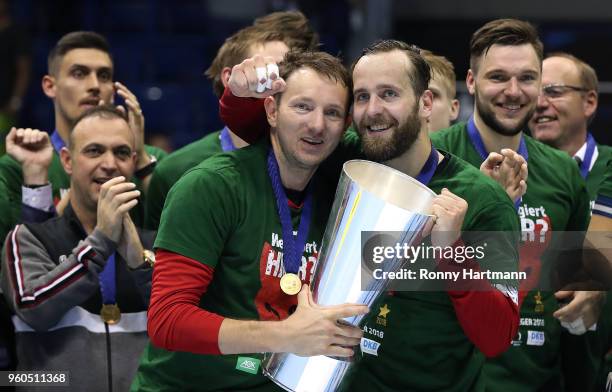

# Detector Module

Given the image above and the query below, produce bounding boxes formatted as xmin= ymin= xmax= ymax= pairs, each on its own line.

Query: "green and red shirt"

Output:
xmin=133 ymin=140 xmax=334 ymax=391
xmin=431 ymin=122 xmax=591 ymax=392
xmin=337 ymin=133 xmax=520 ymax=392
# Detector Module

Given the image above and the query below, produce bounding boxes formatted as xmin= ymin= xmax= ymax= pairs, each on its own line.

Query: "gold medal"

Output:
xmin=280 ymin=273 xmax=302 ymax=295
xmin=100 ymin=303 xmax=121 ymax=324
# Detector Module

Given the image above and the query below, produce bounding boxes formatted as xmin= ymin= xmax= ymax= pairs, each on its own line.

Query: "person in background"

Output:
xmin=420 ymin=49 xmax=460 ymax=133
xmin=145 ymin=11 xmax=318 ymax=230
xmin=530 ymin=52 xmax=612 ymax=392
xmin=0 ymin=0 xmax=31 ymax=155
xmin=0 ymin=31 xmax=166 ymax=243
xmin=427 ymin=18 xmax=593 ymax=391
xmin=0 ymin=106 xmax=154 ymax=392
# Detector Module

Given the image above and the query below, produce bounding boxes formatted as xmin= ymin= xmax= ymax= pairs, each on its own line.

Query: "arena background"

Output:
xmin=6 ymin=0 xmax=612 ymax=151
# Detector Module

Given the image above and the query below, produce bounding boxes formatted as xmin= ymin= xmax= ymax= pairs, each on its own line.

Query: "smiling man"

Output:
xmin=0 ymin=31 xmax=166 ymax=243
xmin=145 ymin=11 xmax=319 ymax=230
xmin=219 ymin=39 xmax=526 ymax=390
xmin=530 ymin=53 xmax=611 ymax=210
xmin=0 ymin=106 xmax=154 ymax=392
xmin=429 ymin=19 xmax=593 ymax=391
xmin=131 ymin=51 xmax=368 ymax=392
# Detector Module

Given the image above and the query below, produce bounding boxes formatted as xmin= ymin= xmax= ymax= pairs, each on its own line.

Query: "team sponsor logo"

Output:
xmin=236 ymin=357 xmax=261 ymax=375
xmin=361 ymin=337 xmax=381 ymax=356
xmin=526 ymin=330 xmax=545 ymax=346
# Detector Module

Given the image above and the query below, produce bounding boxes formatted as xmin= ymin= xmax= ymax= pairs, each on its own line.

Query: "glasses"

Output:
xmin=541 ymin=84 xmax=589 ymax=99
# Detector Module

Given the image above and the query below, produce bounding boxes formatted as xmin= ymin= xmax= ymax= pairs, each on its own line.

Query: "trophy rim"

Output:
xmin=342 ymin=159 xmax=437 ymax=217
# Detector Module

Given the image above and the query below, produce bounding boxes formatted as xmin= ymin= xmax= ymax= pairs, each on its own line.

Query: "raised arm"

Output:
xmin=219 ymin=55 xmax=286 ymax=144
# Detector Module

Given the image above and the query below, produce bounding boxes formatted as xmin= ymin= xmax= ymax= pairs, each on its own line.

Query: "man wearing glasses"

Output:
xmin=530 ymin=53 xmax=611 ymax=214
xmin=529 ymin=52 xmax=611 ymax=392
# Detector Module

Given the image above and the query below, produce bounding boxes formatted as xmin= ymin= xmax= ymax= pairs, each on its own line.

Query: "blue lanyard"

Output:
xmin=467 ymin=116 xmax=528 ymax=208
xmin=99 ymin=253 xmax=117 ymax=305
xmin=220 ymin=127 xmax=237 ymax=152
xmin=50 ymin=130 xmax=65 ymax=154
xmin=578 ymin=133 xmax=596 ymax=179
xmin=416 ymin=143 xmax=439 ymax=186
xmin=267 ymin=148 xmax=313 ymax=275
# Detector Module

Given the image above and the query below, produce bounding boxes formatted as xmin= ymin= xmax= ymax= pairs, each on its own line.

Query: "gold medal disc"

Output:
xmin=100 ymin=303 xmax=121 ymax=325
xmin=280 ymin=273 xmax=302 ymax=295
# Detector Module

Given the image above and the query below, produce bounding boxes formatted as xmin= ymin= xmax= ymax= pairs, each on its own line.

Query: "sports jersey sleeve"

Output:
xmin=154 ymin=165 xmax=241 ymax=267
xmin=144 ymin=164 xmax=172 ymax=231
xmin=593 ymin=161 xmax=612 ymax=218
xmin=0 ymin=225 xmax=116 ymax=331
xmin=219 ymin=88 xmax=269 ymax=144
xmin=147 ymin=249 xmax=224 ymax=354
xmin=0 ymin=157 xmax=23 ymax=244
xmin=445 ymin=199 xmax=520 ymax=357
xmin=567 ymin=162 xmax=592 ymax=231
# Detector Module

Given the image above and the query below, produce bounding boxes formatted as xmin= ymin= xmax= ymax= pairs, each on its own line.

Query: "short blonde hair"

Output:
xmin=420 ymin=49 xmax=457 ymax=99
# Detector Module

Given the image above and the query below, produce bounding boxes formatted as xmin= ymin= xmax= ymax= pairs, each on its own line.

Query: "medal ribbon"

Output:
xmin=415 ymin=143 xmax=439 ymax=186
xmin=267 ymin=148 xmax=313 ymax=275
xmin=467 ymin=116 xmax=528 ymax=208
xmin=220 ymin=127 xmax=237 ymax=152
xmin=579 ymin=133 xmax=596 ymax=179
xmin=50 ymin=130 xmax=66 ymax=154
xmin=99 ymin=253 xmax=117 ymax=305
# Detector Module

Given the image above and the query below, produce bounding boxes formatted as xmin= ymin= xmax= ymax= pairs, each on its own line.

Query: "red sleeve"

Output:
xmin=438 ymin=240 xmax=519 ymax=358
xmin=147 ymin=249 xmax=224 ymax=355
xmin=219 ymin=87 xmax=270 ymax=144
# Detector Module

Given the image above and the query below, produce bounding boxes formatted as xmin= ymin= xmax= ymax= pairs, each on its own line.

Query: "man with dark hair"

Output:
xmin=0 ymin=106 xmax=154 ymax=392
xmin=0 ymin=31 xmax=166 ymax=242
xmin=420 ymin=49 xmax=460 ymax=133
xmin=219 ymin=38 xmax=526 ymax=390
xmin=145 ymin=11 xmax=319 ymax=230
xmin=530 ymin=52 xmax=611 ymax=391
xmin=131 ymin=51 xmax=367 ymax=392
xmin=427 ymin=19 xmax=593 ymax=390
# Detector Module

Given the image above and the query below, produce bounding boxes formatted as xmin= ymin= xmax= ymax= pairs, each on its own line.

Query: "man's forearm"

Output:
xmin=218 ymin=318 xmax=287 ymax=354
xmin=219 ymin=88 xmax=269 ymax=144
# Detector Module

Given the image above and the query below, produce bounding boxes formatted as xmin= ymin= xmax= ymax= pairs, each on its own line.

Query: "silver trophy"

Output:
xmin=264 ymin=160 xmax=436 ymax=392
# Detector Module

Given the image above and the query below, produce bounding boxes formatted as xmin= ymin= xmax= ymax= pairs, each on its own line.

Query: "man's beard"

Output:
xmin=475 ymin=90 xmax=534 ymax=137
xmin=357 ymin=107 xmax=421 ymax=163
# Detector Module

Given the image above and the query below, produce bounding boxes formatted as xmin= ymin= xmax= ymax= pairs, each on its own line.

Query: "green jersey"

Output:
xmin=431 ymin=122 xmax=591 ymax=392
xmin=585 ymin=144 xmax=612 ymax=205
xmin=0 ymin=142 xmax=166 ymax=242
xmin=340 ymin=152 xmax=520 ymax=391
xmin=132 ymin=140 xmax=334 ymax=391
xmin=563 ymin=142 xmax=612 ymax=392
xmin=145 ymin=130 xmax=224 ymax=230
xmin=317 ymin=128 xmax=519 ymax=391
